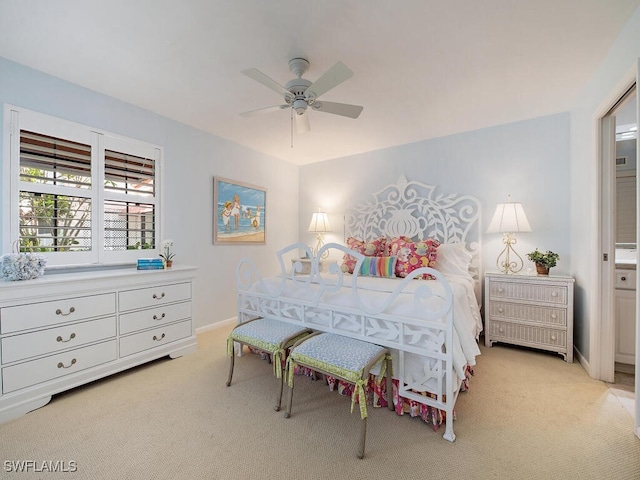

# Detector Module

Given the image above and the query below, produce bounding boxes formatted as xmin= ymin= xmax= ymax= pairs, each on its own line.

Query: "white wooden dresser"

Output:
xmin=484 ymin=273 xmax=575 ymax=362
xmin=0 ymin=265 xmax=197 ymax=423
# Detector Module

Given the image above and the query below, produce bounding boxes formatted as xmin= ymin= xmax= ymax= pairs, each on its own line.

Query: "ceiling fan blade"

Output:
xmin=306 ymin=61 xmax=353 ymax=99
xmin=312 ymin=101 xmax=363 ymax=119
xmin=241 ymin=68 xmax=290 ymax=97
xmin=240 ymin=104 xmax=289 ymax=117
xmin=295 ymin=112 xmax=310 ymax=134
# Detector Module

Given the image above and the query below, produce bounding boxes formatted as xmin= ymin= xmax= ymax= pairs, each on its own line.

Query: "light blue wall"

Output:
xmin=299 ymin=112 xmax=572 ymax=280
xmin=0 ymin=57 xmax=300 ymax=329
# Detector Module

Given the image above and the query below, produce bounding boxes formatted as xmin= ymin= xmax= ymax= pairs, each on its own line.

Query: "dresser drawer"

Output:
xmin=119 ymin=319 xmax=192 ymax=357
xmin=119 ymin=302 xmax=191 ymax=334
xmin=2 ymin=340 xmax=117 ymax=394
xmin=118 ymin=282 xmax=191 ymax=312
xmin=1 ymin=293 xmax=116 ymax=334
xmin=489 ymin=320 xmax=567 ymax=349
xmin=489 ymin=302 xmax=567 ymax=327
xmin=490 ymin=281 xmax=568 ymax=305
xmin=1 ymin=316 xmax=116 ymax=364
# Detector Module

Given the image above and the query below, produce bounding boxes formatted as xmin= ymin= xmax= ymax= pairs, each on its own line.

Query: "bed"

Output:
xmin=236 ymin=176 xmax=482 ymax=441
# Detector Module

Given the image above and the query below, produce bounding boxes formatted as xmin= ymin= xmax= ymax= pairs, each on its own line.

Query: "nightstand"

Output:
xmin=484 ymin=273 xmax=575 ymax=362
xmin=291 ymin=258 xmax=312 ymax=275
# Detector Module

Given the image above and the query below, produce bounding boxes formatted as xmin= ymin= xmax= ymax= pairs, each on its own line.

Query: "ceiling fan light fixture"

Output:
xmin=293 ymin=99 xmax=307 ymax=114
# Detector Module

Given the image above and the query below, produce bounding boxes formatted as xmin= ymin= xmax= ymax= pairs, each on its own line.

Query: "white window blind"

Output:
xmin=104 ymin=149 xmax=155 ymax=196
xmin=20 ymin=130 xmax=92 ymax=188
xmin=6 ymin=106 xmax=163 ymax=266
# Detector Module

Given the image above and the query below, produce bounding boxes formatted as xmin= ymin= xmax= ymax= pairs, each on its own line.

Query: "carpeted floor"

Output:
xmin=0 ymin=324 xmax=638 ymax=480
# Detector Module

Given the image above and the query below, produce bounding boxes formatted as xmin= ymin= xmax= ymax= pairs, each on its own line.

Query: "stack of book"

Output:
xmin=137 ymin=258 xmax=165 ymax=270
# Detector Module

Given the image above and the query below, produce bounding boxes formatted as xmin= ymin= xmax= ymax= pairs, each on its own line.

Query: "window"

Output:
xmin=4 ymin=106 xmax=162 ymax=266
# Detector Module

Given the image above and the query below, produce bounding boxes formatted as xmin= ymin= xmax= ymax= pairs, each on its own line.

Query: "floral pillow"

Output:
xmin=341 ymin=237 xmax=387 ymax=274
xmin=386 ymin=236 xmax=440 ymax=279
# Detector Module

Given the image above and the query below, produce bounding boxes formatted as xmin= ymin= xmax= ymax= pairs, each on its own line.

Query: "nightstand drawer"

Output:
xmin=291 ymin=258 xmax=312 ymax=275
xmin=489 ymin=302 xmax=567 ymax=327
xmin=489 ymin=321 xmax=567 ymax=348
xmin=490 ymin=281 xmax=568 ymax=305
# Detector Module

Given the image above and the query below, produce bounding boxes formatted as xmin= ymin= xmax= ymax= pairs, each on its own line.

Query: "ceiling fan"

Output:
xmin=240 ymin=58 xmax=363 ymax=134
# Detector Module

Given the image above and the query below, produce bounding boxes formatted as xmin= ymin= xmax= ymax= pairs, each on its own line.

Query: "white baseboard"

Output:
xmin=574 ymin=347 xmax=591 ymax=377
xmin=196 ymin=317 xmax=236 ymax=334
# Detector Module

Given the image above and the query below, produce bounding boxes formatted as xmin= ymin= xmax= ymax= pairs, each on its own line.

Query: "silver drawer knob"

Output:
xmin=551 ymin=335 xmax=557 ymax=341
xmin=498 ymin=307 xmax=504 ymax=313
xmin=497 ymin=288 xmax=504 ymax=293
xmin=498 ymin=327 xmax=504 ymax=333
xmin=551 ymin=313 xmax=557 ymax=319
xmin=551 ymin=291 xmax=558 ymax=297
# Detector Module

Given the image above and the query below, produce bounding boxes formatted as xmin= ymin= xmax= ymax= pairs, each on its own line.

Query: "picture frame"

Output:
xmin=213 ymin=177 xmax=266 ymax=244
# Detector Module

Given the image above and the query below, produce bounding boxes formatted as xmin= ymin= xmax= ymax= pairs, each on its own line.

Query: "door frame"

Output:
xmin=595 ymin=65 xmax=638 ymax=439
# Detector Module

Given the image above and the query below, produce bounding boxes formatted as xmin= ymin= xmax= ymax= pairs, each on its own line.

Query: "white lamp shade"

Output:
xmin=487 ymin=202 xmax=532 ymax=233
xmin=308 ymin=212 xmax=331 ymax=233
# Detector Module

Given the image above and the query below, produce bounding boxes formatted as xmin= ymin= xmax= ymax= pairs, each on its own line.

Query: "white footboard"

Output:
xmin=237 ymin=242 xmax=462 ymax=441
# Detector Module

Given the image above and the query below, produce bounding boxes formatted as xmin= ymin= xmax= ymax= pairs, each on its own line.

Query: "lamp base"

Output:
xmin=312 ymin=234 xmax=329 ymax=260
xmin=496 ymin=233 xmax=524 ymax=274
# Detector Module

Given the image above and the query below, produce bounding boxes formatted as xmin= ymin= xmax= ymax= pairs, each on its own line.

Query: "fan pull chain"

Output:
xmin=290 ymin=108 xmax=294 ymax=148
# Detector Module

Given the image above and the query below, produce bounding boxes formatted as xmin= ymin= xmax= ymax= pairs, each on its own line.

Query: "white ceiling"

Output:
xmin=1 ymin=1 xmax=638 ymax=165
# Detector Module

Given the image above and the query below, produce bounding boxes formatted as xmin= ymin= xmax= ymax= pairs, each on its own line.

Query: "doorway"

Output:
xmin=599 ymin=83 xmax=637 ymax=416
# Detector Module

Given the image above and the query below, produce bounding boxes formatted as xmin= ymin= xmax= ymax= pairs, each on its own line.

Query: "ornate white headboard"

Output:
xmin=344 ymin=176 xmax=482 ymax=298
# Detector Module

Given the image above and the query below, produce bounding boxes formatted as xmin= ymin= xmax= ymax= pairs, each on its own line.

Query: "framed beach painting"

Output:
xmin=213 ymin=177 xmax=266 ymax=244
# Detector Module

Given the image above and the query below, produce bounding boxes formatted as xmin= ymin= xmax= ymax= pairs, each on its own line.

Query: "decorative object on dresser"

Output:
xmin=0 ymin=266 xmax=197 ymax=424
xmin=159 ymin=239 xmax=175 ymax=268
xmin=526 ymin=249 xmax=559 ymax=275
xmin=487 ymin=195 xmax=532 ymax=274
xmin=484 ymin=273 xmax=575 ymax=362
xmin=308 ymin=210 xmax=331 ymax=259
xmin=137 ymin=258 xmax=165 ymax=270
xmin=0 ymin=242 xmax=47 ymax=281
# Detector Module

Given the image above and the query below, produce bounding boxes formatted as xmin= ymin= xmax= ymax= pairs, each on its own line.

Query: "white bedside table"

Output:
xmin=484 ymin=273 xmax=575 ymax=362
xmin=291 ymin=258 xmax=312 ymax=275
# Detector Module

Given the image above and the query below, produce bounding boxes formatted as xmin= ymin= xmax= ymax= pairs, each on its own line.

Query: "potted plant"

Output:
xmin=159 ymin=239 xmax=175 ymax=267
xmin=526 ymin=249 xmax=559 ymax=275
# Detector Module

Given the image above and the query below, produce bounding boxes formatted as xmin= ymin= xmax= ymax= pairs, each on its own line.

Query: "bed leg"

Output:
xmin=443 ymin=418 xmax=456 ymax=443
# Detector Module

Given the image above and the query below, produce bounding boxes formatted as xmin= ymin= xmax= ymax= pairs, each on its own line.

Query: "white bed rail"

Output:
xmin=236 ymin=242 xmax=461 ymax=441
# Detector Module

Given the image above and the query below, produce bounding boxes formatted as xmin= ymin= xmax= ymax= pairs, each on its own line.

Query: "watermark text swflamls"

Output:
xmin=4 ymin=460 xmax=78 ymax=473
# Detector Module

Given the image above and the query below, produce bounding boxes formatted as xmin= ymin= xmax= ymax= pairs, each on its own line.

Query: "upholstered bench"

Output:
xmin=284 ymin=332 xmax=393 ymax=459
xmin=226 ymin=317 xmax=313 ymax=411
